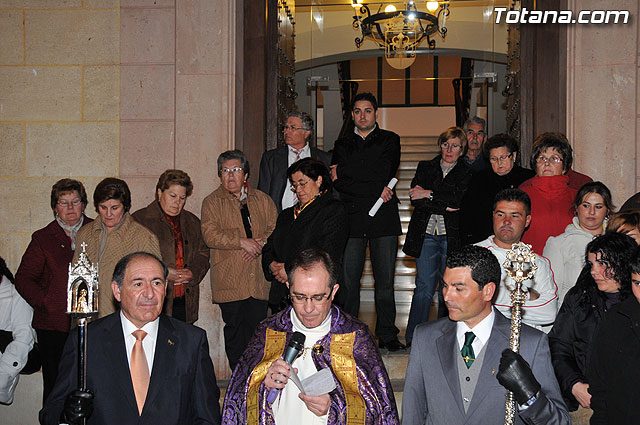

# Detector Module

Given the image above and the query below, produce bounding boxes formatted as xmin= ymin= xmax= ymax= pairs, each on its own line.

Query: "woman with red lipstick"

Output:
xmin=519 ymin=132 xmax=578 ymax=254
xmin=133 ymin=170 xmax=210 ymax=324
xmin=549 ymin=232 xmax=636 ymax=423
xmin=544 ymin=182 xmax=614 ymax=308
xmin=403 ymin=127 xmax=473 ymax=345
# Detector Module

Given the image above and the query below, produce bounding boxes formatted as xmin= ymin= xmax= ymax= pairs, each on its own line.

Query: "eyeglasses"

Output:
xmin=222 ymin=167 xmax=244 ymax=175
xmin=57 ymin=199 xmax=82 ymax=207
xmin=289 ymin=293 xmax=331 ymax=305
xmin=489 ymin=153 xmax=513 ymax=163
xmin=441 ymin=142 xmax=462 ymax=151
xmin=290 ymin=179 xmax=311 ymax=192
xmin=536 ymin=155 xmax=563 ymax=165
xmin=284 ymin=125 xmax=305 ymax=132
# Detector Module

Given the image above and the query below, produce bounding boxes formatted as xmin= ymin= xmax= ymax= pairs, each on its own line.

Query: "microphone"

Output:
xmin=266 ymin=331 xmax=306 ymax=404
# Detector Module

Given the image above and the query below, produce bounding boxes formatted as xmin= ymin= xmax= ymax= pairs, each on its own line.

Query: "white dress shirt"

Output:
xmin=120 ymin=311 xmax=159 ymax=375
xmin=456 ymin=308 xmax=495 ymax=357
xmin=281 ymin=143 xmax=312 ymax=210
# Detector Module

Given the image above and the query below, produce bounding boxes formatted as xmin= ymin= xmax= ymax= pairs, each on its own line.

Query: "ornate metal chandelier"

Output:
xmin=351 ymin=1 xmax=450 ymax=69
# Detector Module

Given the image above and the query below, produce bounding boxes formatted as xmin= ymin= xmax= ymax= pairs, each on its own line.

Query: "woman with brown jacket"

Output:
xmin=201 ymin=150 xmax=277 ymax=371
xmin=133 ymin=169 xmax=210 ymax=324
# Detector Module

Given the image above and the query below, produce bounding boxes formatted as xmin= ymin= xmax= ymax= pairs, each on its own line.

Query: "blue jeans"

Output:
xmin=405 ymin=234 xmax=447 ymax=344
xmin=340 ymin=236 xmax=400 ymax=342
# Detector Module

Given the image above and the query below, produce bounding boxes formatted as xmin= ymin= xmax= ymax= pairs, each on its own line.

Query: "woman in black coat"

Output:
xmin=262 ymin=158 xmax=348 ymax=312
xmin=588 ymin=246 xmax=640 ymax=425
xmin=460 ymin=133 xmax=535 ymax=245
xmin=402 ymin=127 xmax=472 ymax=344
xmin=548 ymin=232 xmax=636 ymax=417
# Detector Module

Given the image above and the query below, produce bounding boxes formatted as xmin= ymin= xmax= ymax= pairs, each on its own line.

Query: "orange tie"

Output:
xmin=131 ymin=330 xmax=150 ymax=414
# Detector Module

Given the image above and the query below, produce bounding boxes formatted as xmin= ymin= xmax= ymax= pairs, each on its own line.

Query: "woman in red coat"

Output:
xmin=14 ymin=179 xmax=92 ymax=405
xmin=519 ymin=133 xmax=577 ymax=254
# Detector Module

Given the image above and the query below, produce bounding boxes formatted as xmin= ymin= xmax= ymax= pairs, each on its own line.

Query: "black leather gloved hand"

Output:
xmin=61 ymin=389 xmax=94 ymax=424
xmin=497 ymin=349 xmax=541 ymax=405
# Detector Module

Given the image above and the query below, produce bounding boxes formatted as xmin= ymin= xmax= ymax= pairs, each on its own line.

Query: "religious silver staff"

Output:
xmin=67 ymin=241 xmax=99 ymax=422
xmin=502 ymin=241 xmax=537 ymax=425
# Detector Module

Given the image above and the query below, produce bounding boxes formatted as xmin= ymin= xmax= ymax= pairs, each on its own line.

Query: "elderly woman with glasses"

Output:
xmin=460 ymin=133 xmax=535 ymax=245
xmin=519 ymin=132 xmax=578 ymax=254
xmin=201 ymin=149 xmax=277 ymax=371
xmin=262 ymin=158 xmax=348 ymax=313
xmin=403 ymin=127 xmax=473 ymax=346
xmin=132 ymin=170 xmax=210 ymax=324
xmin=14 ymin=179 xmax=92 ymax=405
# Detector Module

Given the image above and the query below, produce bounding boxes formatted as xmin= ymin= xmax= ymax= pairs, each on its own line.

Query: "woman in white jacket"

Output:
xmin=543 ymin=182 xmax=613 ymax=309
xmin=0 ymin=257 xmax=34 ymax=405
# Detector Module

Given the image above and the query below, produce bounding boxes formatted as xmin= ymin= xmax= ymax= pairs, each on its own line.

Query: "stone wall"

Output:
xmin=0 ymin=0 xmax=120 ymax=276
xmin=566 ymin=0 xmax=639 ymax=204
xmin=1 ymin=1 xmax=236 ymax=422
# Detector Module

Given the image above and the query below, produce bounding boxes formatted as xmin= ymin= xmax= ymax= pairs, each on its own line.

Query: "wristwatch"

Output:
xmin=428 ymin=191 xmax=434 ymax=201
xmin=525 ymin=391 xmax=539 ymax=406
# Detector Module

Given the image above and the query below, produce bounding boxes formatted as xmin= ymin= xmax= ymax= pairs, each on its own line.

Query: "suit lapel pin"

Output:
xmin=491 ymin=369 xmax=496 ymax=375
xmin=168 ymin=338 xmax=174 ymax=345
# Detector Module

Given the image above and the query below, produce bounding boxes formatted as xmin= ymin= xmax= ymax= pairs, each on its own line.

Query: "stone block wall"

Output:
xmin=0 ymin=2 xmax=119 ymax=273
xmin=1 ymin=5 xmax=237 ymax=422
xmin=566 ymin=0 xmax=639 ymax=204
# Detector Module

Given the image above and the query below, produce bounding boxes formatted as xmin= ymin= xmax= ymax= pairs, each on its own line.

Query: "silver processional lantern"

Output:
xmin=67 ymin=242 xmax=99 ymax=405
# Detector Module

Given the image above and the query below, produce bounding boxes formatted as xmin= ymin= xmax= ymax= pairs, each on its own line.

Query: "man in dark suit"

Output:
xmin=258 ymin=111 xmax=332 ymax=213
xmin=40 ymin=252 xmax=221 ymax=425
xmin=330 ymin=92 xmax=404 ymax=351
xmin=402 ymin=245 xmax=570 ymax=425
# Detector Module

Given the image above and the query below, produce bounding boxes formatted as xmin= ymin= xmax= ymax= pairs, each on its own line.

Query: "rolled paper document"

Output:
xmin=368 ymin=177 xmax=399 ymax=217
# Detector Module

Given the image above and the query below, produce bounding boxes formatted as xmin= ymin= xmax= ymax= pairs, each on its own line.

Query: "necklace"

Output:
xmin=298 ymin=343 xmax=325 ymax=360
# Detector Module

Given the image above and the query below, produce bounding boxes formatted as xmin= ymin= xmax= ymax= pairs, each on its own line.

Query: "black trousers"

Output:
xmin=36 ymin=329 xmax=68 ymax=406
xmin=219 ymin=297 xmax=268 ymax=372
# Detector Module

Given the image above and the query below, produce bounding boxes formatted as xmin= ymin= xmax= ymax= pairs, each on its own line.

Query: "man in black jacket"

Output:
xmin=330 ymin=92 xmax=404 ymax=351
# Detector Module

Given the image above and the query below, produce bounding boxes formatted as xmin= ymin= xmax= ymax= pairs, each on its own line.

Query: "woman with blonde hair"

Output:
xmin=403 ymin=127 xmax=473 ymax=345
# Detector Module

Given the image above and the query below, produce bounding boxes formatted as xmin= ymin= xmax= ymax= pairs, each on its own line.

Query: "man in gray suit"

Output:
xmin=402 ymin=245 xmax=570 ymax=425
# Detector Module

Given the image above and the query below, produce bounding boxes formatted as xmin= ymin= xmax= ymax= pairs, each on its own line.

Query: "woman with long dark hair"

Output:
xmin=543 ymin=182 xmax=614 ymax=307
xmin=549 ymin=232 xmax=636 ymax=423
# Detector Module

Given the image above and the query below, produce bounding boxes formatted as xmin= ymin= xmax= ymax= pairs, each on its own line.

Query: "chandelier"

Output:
xmin=351 ymin=1 xmax=450 ymax=69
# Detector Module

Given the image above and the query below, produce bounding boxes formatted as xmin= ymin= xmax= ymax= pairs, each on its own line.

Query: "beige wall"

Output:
xmin=1 ymin=1 xmax=236 ymax=422
xmin=566 ymin=0 xmax=639 ymax=205
xmin=0 ymin=2 xmax=120 ymax=273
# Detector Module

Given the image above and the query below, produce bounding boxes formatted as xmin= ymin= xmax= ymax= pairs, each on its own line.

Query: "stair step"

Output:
xmin=382 ymin=351 xmax=410 ymax=382
xmin=401 ymin=145 xmax=439 ymax=153
xmin=360 ymin=274 xmax=416 ymax=289
xmin=400 ymin=136 xmax=439 ymax=145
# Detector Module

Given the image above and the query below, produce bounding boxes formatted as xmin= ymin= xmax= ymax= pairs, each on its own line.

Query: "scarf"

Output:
xmin=293 ymin=192 xmax=322 ymax=219
xmin=56 ymin=214 xmax=85 ymax=250
xmin=98 ymin=213 xmax=128 ymax=261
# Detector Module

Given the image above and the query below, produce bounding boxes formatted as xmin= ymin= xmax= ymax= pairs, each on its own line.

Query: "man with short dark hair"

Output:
xmin=222 ymin=248 xmax=399 ymax=424
xmin=258 ymin=111 xmax=332 ymax=213
xmin=462 ymin=116 xmax=488 ymax=172
xmin=475 ymin=189 xmax=558 ymax=331
xmin=330 ymin=92 xmax=404 ymax=351
xmin=40 ymin=252 xmax=221 ymax=425
xmin=402 ymin=245 xmax=570 ymax=425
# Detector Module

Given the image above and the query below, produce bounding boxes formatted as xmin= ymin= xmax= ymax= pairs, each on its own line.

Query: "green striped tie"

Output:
xmin=461 ymin=331 xmax=476 ymax=368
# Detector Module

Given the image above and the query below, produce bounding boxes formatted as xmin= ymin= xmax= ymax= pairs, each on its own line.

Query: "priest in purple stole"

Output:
xmin=222 ymin=248 xmax=399 ymax=425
